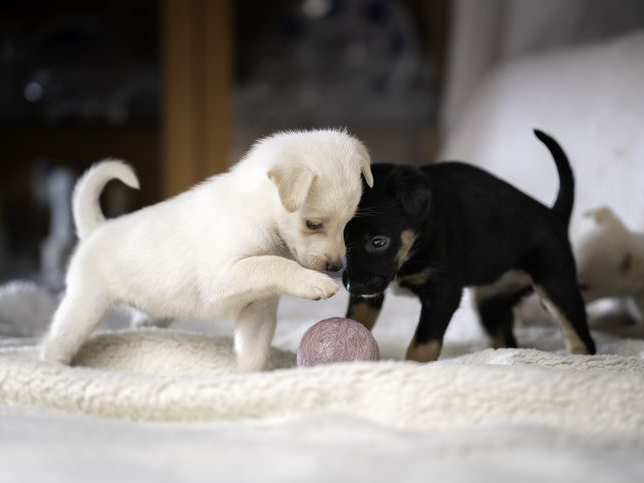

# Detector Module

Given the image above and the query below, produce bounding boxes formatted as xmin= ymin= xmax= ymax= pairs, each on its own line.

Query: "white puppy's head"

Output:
xmin=259 ymin=129 xmax=373 ymax=272
xmin=576 ymin=207 xmax=644 ymax=302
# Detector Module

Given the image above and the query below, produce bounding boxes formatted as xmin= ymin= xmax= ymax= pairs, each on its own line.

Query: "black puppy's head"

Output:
xmin=342 ymin=164 xmax=431 ymax=296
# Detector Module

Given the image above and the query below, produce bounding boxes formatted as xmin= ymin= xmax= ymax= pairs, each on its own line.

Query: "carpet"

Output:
xmin=2 ymin=284 xmax=644 ymax=432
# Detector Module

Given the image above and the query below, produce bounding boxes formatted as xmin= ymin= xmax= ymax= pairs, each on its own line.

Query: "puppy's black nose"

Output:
xmin=326 ymin=263 xmax=342 ymax=272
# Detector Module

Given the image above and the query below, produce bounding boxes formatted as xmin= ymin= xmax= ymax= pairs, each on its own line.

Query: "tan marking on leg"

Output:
xmin=405 ymin=337 xmax=441 ymax=362
xmin=534 ymin=285 xmax=588 ymax=354
xmin=398 ymin=266 xmax=433 ymax=285
xmin=395 ymin=230 xmax=417 ymax=267
xmin=347 ymin=301 xmax=381 ymax=331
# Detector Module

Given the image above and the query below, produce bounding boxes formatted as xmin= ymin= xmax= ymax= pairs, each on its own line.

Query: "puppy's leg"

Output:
xmin=476 ymin=291 xmax=519 ymax=349
xmin=40 ymin=286 xmax=110 ymax=364
xmin=475 ymin=284 xmax=532 ymax=349
xmin=222 ymin=256 xmax=338 ymax=301
xmin=406 ymin=283 xmax=463 ymax=362
xmin=529 ymin=249 xmax=596 ymax=355
xmin=234 ymin=297 xmax=278 ymax=372
xmin=346 ymin=293 xmax=385 ymax=331
xmin=534 ymin=282 xmax=595 ymax=354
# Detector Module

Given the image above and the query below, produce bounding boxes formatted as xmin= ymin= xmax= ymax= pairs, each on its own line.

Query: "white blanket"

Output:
xmin=2 ymin=282 xmax=644 ymax=482
xmin=2 ymin=325 xmax=644 ymax=432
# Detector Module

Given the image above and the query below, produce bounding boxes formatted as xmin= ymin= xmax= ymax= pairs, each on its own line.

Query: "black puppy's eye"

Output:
xmin=366 ymin=235 xmax=390 ymax=252
xmin=306 ymin=220 xmax=323 ymax=231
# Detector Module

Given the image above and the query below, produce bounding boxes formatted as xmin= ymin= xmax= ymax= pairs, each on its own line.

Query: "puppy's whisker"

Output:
xmin=356 ymin=207 xmax=378 ymax=214
xmin=354 ymin=208 xmax=379 ymax=218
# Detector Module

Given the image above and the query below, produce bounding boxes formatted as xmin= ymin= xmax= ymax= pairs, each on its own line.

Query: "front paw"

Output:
xmin=40 ymin=339 xmax=74 ymax=365
xmin=405 ymin=338 xmax=441 ymax=363
xmin=237 ymin=358 xmax=271 ymax=373
xmin=292 ymin=271 xmax=339 ymax=300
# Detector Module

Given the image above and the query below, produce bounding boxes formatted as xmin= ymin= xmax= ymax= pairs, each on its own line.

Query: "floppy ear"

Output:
xmin=355 ymin=142 xmax=374 ymax=188
xmin=585 ymin=206 xmax=628 ymax=232
xmin=389 ymin=166 xmax=431 ymax=219
xmin=268 ymin=162 xmax=316 ymax=213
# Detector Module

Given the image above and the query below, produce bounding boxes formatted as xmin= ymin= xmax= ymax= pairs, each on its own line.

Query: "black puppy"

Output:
xmin=343 ymin=130 xmax=596 ymax=362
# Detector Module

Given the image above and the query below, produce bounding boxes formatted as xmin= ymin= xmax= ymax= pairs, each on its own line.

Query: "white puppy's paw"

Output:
xmin=236 ymin=358 xmax=271 ymax=373
xmin=39 ymin=339 xmax=74 ymax=365
xmin=292 ymin=271 xmax=339 ymax=300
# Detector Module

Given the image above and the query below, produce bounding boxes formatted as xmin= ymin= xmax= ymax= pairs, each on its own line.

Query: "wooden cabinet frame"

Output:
xmin=162 ymin=0 xmax=232 ymax=197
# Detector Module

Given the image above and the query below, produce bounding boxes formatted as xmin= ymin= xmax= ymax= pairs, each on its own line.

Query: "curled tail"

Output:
xmin=533 ymin=129 xmax=574 ymax=225
xmin=73 ymin=160 xmax=139 ymax=239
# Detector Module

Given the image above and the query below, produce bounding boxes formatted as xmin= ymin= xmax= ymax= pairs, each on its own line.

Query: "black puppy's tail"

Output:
xmin=533 ymin=129 xmax=574 ymax=225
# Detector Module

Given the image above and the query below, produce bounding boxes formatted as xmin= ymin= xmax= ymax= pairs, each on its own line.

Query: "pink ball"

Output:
xmin=297 ymin=317 xmax=380 ymax=367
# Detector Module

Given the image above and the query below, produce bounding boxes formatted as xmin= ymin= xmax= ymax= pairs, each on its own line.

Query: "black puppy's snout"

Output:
xmin=347 ymin=275 xmax=385 ymax=295
xmin=367 ymin=275 xmax=384 ymax=287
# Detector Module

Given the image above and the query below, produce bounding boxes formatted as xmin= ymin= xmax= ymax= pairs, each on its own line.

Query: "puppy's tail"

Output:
xmin=73 ymin=160 xmax=139 ymax=239
xmin=533 ymin=129 xmax=574 ymax=225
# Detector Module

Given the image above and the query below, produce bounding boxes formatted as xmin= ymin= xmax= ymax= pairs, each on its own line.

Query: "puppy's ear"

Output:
xmin=388 ymin=166 xmax=431 ymax=219
xmin=268 ymin=162 xmax=316 ymax=213
xmin=355 ymin=142 xmax=374 ymax=188
xmin=585 ymin=207 xmax=627 ymax=231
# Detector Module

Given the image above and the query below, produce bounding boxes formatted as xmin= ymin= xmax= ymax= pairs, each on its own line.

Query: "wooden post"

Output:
xmin=161 ymin=0 xmax=232 ymax=197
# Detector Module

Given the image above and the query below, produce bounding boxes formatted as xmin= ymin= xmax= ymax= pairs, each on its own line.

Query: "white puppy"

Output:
xmin=40 ymin=129 xmax=373 ymax=371
xmin=576 ymin=207 xmax=644 ymax=319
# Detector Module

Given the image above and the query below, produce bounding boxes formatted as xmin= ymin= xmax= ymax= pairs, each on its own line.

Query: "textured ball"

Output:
xmin=297 ymin=317 xmax=380 ymax=367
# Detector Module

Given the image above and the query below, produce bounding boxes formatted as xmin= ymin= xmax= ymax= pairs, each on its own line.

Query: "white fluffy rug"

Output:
xmin=2 ymin=281 xmax=644 ymax=482
xmin=2 ymin=282 xmax=644 ymax=434
xmin=3 ymin=331 xmax=644 ymax=431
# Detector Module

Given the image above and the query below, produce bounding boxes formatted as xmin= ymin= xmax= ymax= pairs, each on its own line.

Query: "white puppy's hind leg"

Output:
xmin=40 ymin=287 xmax=110 ymax=364
xmin=234 ymin=297 xmax=278 ymax=372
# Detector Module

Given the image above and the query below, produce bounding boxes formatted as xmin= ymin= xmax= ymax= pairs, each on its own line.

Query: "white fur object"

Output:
xmin=39 ymin=129 xmax=373 ymax=371
xmin=442 ymin=31 xmax=644 ymax=243
xmin=576 ymin=206 xmax=644 ymax=319
xmin=3 ymin=327 xmax=644 ymax=430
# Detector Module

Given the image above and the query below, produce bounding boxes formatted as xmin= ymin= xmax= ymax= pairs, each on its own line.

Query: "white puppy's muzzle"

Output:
xmin=299 ymin=254 xmax=343 ymax=272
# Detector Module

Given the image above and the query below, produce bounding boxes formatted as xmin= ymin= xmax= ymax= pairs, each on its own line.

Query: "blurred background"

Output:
xmin=1 ymin=0 xmax=643 ymax=290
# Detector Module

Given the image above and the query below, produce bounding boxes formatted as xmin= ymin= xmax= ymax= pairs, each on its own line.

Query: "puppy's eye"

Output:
xmin=306 ymin=220 xmax=323 ymax=231
xmin=366 ymin=235 xmax=390 ymax=252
